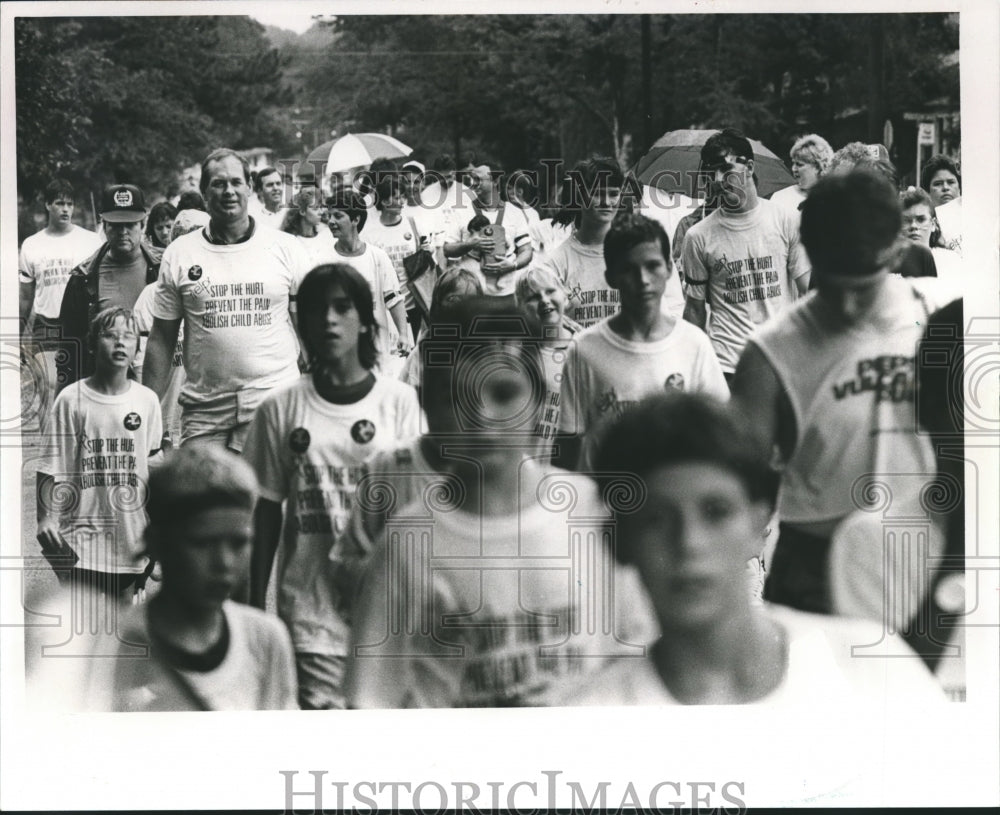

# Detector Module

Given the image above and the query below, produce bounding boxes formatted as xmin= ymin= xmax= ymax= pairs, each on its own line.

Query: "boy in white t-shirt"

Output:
xmin=37 ymin=306 xmax=163 ymax=603
xmin=244 ymin=263 xmax=421 ymax=709
xmin=558 ymin=391 xmax=944 ymax=708
xmin=19 ymin=179 xmax=103 ymax=431
xmin=361 ymin=177 xmax=424 ymax=340
xmin=346 ymin=297 xmax=652 ymax=708
xmin=326 ymin=188 xmax=413 ymax=366
xmin=29 ymin=444 xmax=299 ymax=711
xmin=556 ymin=213 xmax=728 ymax=471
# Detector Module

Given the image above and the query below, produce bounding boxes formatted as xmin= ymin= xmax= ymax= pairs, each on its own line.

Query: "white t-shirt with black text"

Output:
xmin=242 ymin=374 xmax=421 ymax=657
xmin=683 ymin=199 xmax=810 ymax=373
xmin=558 ymin=318 xmax=729 ymax=469
xmin=151 ymin=225 xmax=308 ymax=406
xmin=19 ymin=226 xmax=103 ymax=320
xmin=44 ymin=379 xmax=163 ymax=574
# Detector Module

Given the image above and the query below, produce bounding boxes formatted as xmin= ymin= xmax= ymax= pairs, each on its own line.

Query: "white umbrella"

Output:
xmin=303 ymin=132 xmax=412 ymax=177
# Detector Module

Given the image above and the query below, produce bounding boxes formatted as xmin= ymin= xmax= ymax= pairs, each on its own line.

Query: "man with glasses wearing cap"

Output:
xmin=681 ymin=128 xmax=811 ymax=384
xmin=58 ymin=183 xmax=161 ymax=390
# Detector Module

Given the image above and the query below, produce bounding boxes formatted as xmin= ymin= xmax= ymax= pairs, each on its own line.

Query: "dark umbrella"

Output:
xmin=634 ymin=129 xmax=795 ymax=199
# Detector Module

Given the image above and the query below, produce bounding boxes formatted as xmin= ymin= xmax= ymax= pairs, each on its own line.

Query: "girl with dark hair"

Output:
xmin=899 ymin=187 xmax=962 ymax=290
xmin=244 ymin=262 xmax=421 ymax=710
xmin=144 ymin=201 xmax=177 ymax=249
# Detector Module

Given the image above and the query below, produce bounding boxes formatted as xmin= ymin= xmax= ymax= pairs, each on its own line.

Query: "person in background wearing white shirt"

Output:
xmin=250 ymin=165 xmax=287 ymax=227
xmin=280 ymin=186 xmax=336 ymax=272
xmin=443 ymin=160 xmax=532 ymax=301
xmin=899 ymin=187 xmax=961 ymax=294
xmin=682 ymin=129 xmax=811 ymax=382
xmin=920 ymin=154 xmax=962 ymax=254
xmin=769 ymin=133 xmax=834 ymax=221
xmin=19 ymin=178 xmax=103 ymax=430
xmin=362 ymin=176 xmax=424 ymax=340
xmin=325 ymin=188 xmax=413 ymax=366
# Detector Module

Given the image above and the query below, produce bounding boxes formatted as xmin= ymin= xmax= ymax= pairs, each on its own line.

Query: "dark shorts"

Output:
xmin=762 ymin=523 xmax=833 ymax=614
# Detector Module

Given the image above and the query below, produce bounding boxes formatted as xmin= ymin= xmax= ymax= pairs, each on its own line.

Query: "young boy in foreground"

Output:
xmin=345 ymin=297 xmax=653 ymax=708
xmin=31 ymin=443 xmax=298 ymax=711
xmin=560 ymin=392 xmax=945 ymax=706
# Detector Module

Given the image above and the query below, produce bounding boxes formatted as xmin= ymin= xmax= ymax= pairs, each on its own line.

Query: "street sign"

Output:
xmin=918 ymin=122 xmax=937 ymax=145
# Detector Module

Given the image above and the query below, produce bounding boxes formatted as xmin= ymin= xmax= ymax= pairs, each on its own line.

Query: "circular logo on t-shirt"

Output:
xmin=351 ymin=419 xmax=376 ymax=445
xmin=123 ymin=412 xmax=141 ymax=431
xmin=404 ymin=231 xmax=413 ymax=241
xmin=665 ymin=373 xmax=685 ymax=391
xmin=289 ymin=427 xmax=311 ymax=454
xmin=188 ymin=265 xmax=203 ymax=281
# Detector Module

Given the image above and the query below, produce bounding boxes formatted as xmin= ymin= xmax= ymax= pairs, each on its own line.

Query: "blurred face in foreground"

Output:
xmin=157 ymin=507 xmax=253 ymax=613
xmin=425 ymin=342 xmax=540 ymax=467
xmin=813 ymin=268 xmax=889 ymax=326
xmin=626 ymin=462 xmax=764 ymax=631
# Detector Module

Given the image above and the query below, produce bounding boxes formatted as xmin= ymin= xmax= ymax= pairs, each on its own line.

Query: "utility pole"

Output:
xmin=641 ymin=15 xmax=653 ymax=154
xmin=867 ymin=14 xmax=886 ymax=144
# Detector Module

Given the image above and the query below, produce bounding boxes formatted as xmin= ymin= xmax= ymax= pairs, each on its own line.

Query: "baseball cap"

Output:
xmin=100 ymin=184 xmax=147 ymax=223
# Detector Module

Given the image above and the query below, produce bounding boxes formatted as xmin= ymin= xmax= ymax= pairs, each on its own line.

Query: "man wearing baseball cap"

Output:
xmin=58 ymin=184 xmax=162 ymax=389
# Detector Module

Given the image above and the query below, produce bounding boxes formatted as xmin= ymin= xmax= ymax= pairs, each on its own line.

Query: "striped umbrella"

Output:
xmin=301 ymin=133 xmax=412 ymax=180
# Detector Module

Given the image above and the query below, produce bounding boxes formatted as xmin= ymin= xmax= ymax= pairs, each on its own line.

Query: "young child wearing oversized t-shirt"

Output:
xmin=29 ymin=443 xmax=299 ymax=712
xmin=243 ymin=263 xmax=421 ymax=710
xmin=346 ymin=297 xmax=653 ymax=709
xmin=557 ymin=213 xmax=728 ymax=472
xmin=37 ymin=306 xmax=162 ymax=603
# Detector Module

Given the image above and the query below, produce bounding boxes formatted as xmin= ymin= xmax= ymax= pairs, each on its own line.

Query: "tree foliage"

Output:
xmin=16 ymin=12 xmax=959 ymax=204
xmin=15 ymin=16 xmax=294 ymax=201
xmin=298 ymin=13 xmax=957 ymax=176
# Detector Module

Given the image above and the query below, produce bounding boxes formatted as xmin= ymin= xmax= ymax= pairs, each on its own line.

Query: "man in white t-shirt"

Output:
xmin=731 ymin=171 xmax=954 ymax=619
xmin=443 ymin=161 xmax=532 ymax=299
xmin=19 ymin=179 xmax=103 ymax=340
xmin=19 ymin=179 xmax=103 ymax=429
xmin=420 ymin=154 xmax=477 ymax=249
xmin=143 ymin=148 xmax=308 ymax=452
xmin=682 ymin=129 xmax=811 ymax=379
xmin=362 ymin=177 xmax=423 ymax=339
xmin=249 ymin=165 xmax=288 ymax=228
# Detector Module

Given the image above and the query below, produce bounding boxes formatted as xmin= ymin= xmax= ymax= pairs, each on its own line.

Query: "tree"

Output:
xmin=15 ymin=16 xmax=295 ymax=202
